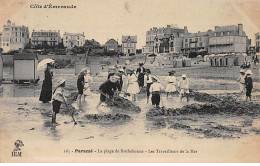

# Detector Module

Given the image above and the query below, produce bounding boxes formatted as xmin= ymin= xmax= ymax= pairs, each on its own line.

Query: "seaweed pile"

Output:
xmin=83 ymin=113 xmax=131 ymax=124
xmin=105 ymin=96 xmax=141 ymax=113
xmin=147 ymin=92 xmax=260 ymax=117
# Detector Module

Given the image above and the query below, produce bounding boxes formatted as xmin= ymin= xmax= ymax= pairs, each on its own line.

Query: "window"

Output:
xmin=227 ymin=31 xmax=230 ymax=36
xmin=200 ymin=42 xmax=202 ymax=47
xmin=3 ymin=43 xmax=5 ymax=46
xmin=195 ymin=38 xmax=198 ymax=42
xmin=6 ymin=43 xmax=9 ymax=46
xmin=185 ymin=39 xmax=188 ymax=42
xmin=221 ymin=32 xmax=223 ymax=36
xmin=215 ymin=33 xmax=217 ymax=36
xmin=189 ymin=39 xmax=192 ymax=42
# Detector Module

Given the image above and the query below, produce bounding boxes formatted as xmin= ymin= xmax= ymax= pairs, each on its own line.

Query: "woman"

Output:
xmin=145 ymin=69 xmax=153 ymax=103
xmin=136 ymin=63 xmax=145 ymax=89
xmin=165 ymin=70 xmax=177 ymax=99
xmin=77 ymin=68 xmax=88 ymax=104
xmin=39 ymin=63 xmax=53 ymax=103
xmin=127 ymin=69 xmax=140 ymax=101
xmin=245 ymin=70 xmax=253 ymax=101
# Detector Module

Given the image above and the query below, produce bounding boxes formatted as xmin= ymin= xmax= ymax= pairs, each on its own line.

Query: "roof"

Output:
xmin=122 ymin=36 xmax=137 ymax=43
xmin=64 ymin=32 xmax=85 ymax=36
xmin=105 ymin=39 xmax=118 ymax=45
xmin=13 ymin=53 xmax=38 ymax=60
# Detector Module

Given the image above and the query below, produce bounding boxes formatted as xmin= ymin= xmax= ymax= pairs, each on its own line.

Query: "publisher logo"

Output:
xmin=12 ymin=140 xmax=24 ymax=157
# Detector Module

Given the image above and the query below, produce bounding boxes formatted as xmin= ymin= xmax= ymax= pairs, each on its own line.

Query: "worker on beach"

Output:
xmin=96 ymin=75 xmax=121 ymax=109
xmin=237 ymin=69 xmax=246 ymax=93
xmin=136 ymin=63 xmax=145 ymax=89
xmin=245 ymin=70 xmax=253 ymax=101
xmin=165 ymin=70 xmax=177 ymax=99
xmin=149 ymin=76 xmax=164 ymax=108
xmin=76 ymin=68 xmax=88 ymax=104
xmin=144 ymin=69 xmax=153 ymax=103
xmin=178 ymin=74 xmax=190 ymax=102
xmin=52 ymin=78 xmax=67 ymax=125
xmin=127 ymin=69 xmax=140 ymax=101
xmin=83 ymin=70 xmax=94 ymax=101
xmin=107 ymin=66 xmax=116 ymax=79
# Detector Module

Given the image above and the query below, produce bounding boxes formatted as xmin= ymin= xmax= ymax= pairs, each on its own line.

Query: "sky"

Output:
xmin=0 ymin=0 xmax=260 ymax=48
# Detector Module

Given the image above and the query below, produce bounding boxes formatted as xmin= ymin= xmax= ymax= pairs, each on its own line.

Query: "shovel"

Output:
xmin=65 ymin=101 xmax=77 ymax=125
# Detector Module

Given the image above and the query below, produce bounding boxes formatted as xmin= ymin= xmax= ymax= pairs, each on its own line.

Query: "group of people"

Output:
xmin=237 ymin=69 xmax=254 ymax=101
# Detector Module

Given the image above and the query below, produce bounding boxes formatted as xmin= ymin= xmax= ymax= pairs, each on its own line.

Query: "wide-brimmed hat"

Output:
xmin=182 ymin=74 xmax=187 ymax=78
xmin=119 ymin=68 xmax=124 ymax=72
xmin=126 ymin=68 xmax=134 ymax=73
xmin=56 ymin=78 xmax=65 ymax=87
xmin=144 ymin=69 xmax=151 ymax=73
xmin=246 ymin=70 xmax=253 ymax=75
xmin=108 ymin=66 xmax=116 ymax=70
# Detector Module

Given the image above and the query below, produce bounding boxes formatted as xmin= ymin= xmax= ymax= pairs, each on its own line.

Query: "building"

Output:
xmin=122 ymin=36 xmax=137 ymax=56
xmin=104 ymin=39 xmax=119 ymax=52
xmin=182 ymin=30 xmax=213 ymax=56
xmin=209 ymin=54 xmax=244 ymax=67
xmin=0 ymin=20 xmax=29 ymax=53
xmin=13 ymin=53 xmax=39 ymax=84
xmin=255 ymin=32 xmax=260 ymax=53
xmin=143 ymin=25 xmax=188 ymax=54
xmin=63 ymin=32 xmax=85 ymax=48
xmin=31 ymin=30 xmax=61 ymax=48
xmin=208 ymin=24 xmax=248 ymax=54
xmin=0 ymin=53 xmax=3 ymax=85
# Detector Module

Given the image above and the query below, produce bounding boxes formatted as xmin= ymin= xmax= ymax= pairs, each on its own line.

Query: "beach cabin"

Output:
xmin=183 ymin=58 xmax=191 ymax=67
xmin=13 ymin=53 xmax=39 ymax=84
xmin=75 ymin=61 xmax=87 ymax=75
xmin=0 ymin=54 xmax=3 ymax=85
xmin=173 ymin=59 xmax=183 ymax=68
xmin=90 ymin=61 xmax=102 ymax=76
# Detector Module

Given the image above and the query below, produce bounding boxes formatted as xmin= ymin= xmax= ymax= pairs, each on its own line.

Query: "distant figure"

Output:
xmin=136 ymin=63 xmax=145 ymax=88
xmin=96 ymin=75 xmax=121 ymax=109
xmin=83 ymin=70 xmax=94 ymax=101
xmin=178 ymin=74 xmax=190 ymax=102
xmin=52 ymin=79 xmax=66 ymax=125
xmin=237 ymin=69 xmax=245 ymax=93
xmin=245 ymin=70 xmax=253 ymax=101
xmin=77 ymin=68 xmax=88 ymax=104
xmin=39 ymin=63 xmax=53 ymax=103
xmin=149 ymin=76 xmax=164 ymax=108
xmin=121 ymin=69 xmax=129 ymax=97
xmin=165 ymin=70 xmax=177 ymax=99
xmin=127 ymin=69 xmax=140 ymax=101
xmin=145 ymin=69 xmax=153 ymax=103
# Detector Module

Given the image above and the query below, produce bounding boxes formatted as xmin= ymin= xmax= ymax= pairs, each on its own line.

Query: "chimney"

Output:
xmin=184 ymin=26 xmax=188 ymax=35
xmin=238 ymin=24 xmax=243 ymax=36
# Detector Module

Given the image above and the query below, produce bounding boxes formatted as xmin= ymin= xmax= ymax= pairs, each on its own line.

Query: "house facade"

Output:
xmin=255 ymin=32 xmax=260 ymax=53
xmin=122 ymin=36 xmax=137 ymax=56
xmin=63 ymin=32 xmax=85 ymax=48
xmin=208 ymin=24 xmax=248 ymax=54
xmin=0 ymin=20 xmax=29 ymax=53
xmin=104 ymin=39 xmax=118 ymax=52
xmin=31 ymin=30 xmax=61 ymax=47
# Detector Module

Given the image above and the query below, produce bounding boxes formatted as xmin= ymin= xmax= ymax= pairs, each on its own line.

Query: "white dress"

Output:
xmin=84 ymin=75 xmax=93 ymax=95
xmin=178 ymin=79 xmax=190 ymax=94
xmin=165 ymin=76 xmax=177 ymax=92
xmin=127 ymin=74 xmax=140 ymax=94
xmin=122 ymin=74 xmax=128 ymax=92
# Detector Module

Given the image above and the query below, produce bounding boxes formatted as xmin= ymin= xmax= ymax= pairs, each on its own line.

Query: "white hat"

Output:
xmin=240 ymin=69 xmax=245 ymax=73
xmin=56 ymin=78 xmax=65 ymax=87
xmin=246 ymin=70 xmax=253 ymax=75
xmin=182 ymin=74 xmax=187 ymax=78
xmin=113 ymin=75 xmax=120 ymax=79
xmin=119 ymin=68 xmax=124 ymax=72
xmin=80 ymin=68 xmax=88 ymax=73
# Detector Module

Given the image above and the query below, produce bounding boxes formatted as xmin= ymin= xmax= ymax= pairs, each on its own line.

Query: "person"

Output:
xmin=165 ymin=70 xmax=177 ymax=99
xmin=145 ymin=69 xmax=153 ymax=103
xmin=52 ymin=78 xmax=67 ymax=125
xmin=245 ymin=70 xmax=253 ymax=101
xmin=127 ymin=69 xmax=140 ymax=101
xmin=136 ymin=63 xmax=145 ymax=89
xmin=77 ymin=68 xmax=88 ymax=104
xmin=149 ymin=76 xmax=164 ymax=108
xmin=118 ymin=68 xmax=124 ymax=88
xmin=237 ymin=69 xmax=246 ymax=93
xmin=83 ymin=70 xmax=94 ymax=101
xmin=178 ymin=74 xmax=190 ymax=102
xmin=39 ymin=63 xmax=53 ymax=103
xmin=96 ymin=75 xmax=121 ymax=108
xmin=121 ymin=69 xmax=129 ymax=97
xmin=107 ymin=66 xmax=116 ymax=79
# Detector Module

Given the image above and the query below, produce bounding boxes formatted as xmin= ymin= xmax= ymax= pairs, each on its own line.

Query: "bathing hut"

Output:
xmin=13 ymin=53 xmax=39 ymax=84
xmin=90 ymin=61 xmax=102 ymax=76
xmin=0 ymin=54 xmax=3 ymax=85
xmin=182 ymin=57 xmax=191 ymax=67
xmin=210 ymin=54 xmax=240 ymax=67
xmin=173 ymin=59 xmax=183 ymax=68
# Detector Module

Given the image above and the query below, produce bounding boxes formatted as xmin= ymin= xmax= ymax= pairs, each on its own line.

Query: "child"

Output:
xmin=165 ymin=70 xmax=177 ymax=99
xmin=127 ymin=69 xmax=140 ymax=101
xmin=145 ymin=69 xmax=153 ymax=103
xmin=121 ymin=68 xmax=129 ymax=97
xmin=178 ymin=74 xmax=190 ymax=102
xmin=52 ymin=78 xmax=67 ymax=125
xmin=83 ymin=70 xmax=94 ymax=101
xmin=245 ymin=70 xmax=253 ymax=101
xmin=149 ymin=76 xmax=164 ymax=108
xmin=77 ymin=68 xmax=88 ymax=104
xmin=237 ymin=69 xmax=245 ymax=93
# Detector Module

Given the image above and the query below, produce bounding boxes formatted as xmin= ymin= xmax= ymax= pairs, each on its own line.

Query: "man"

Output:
xmin=136 ymin=63 xmax=145 ymax=89
xmin=96 ymin=75 xmax=121 ymax=108
xmin=77 ymin=68 xmax=88 ymax=104
xmin=178 ymin=74 xmax=190 ymax=102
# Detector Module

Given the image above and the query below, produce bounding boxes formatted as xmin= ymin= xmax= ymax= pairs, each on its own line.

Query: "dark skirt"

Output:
xmin=246 ymin=88 xmax=252 ymax=97
xmin=52 ymin=100 xmax=62 ymax=113
xmin=138 ymin=73 xmax=145 ymax=87
xmin=77 ymin=83 xmax=84 ymax=95
xmin=39 ymin=79 xmax=52 ymax=102
xmin=151 ymin=93 xmax=160 ymax=106
xmin=147 ymin=83 xmax=152 ymax=97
